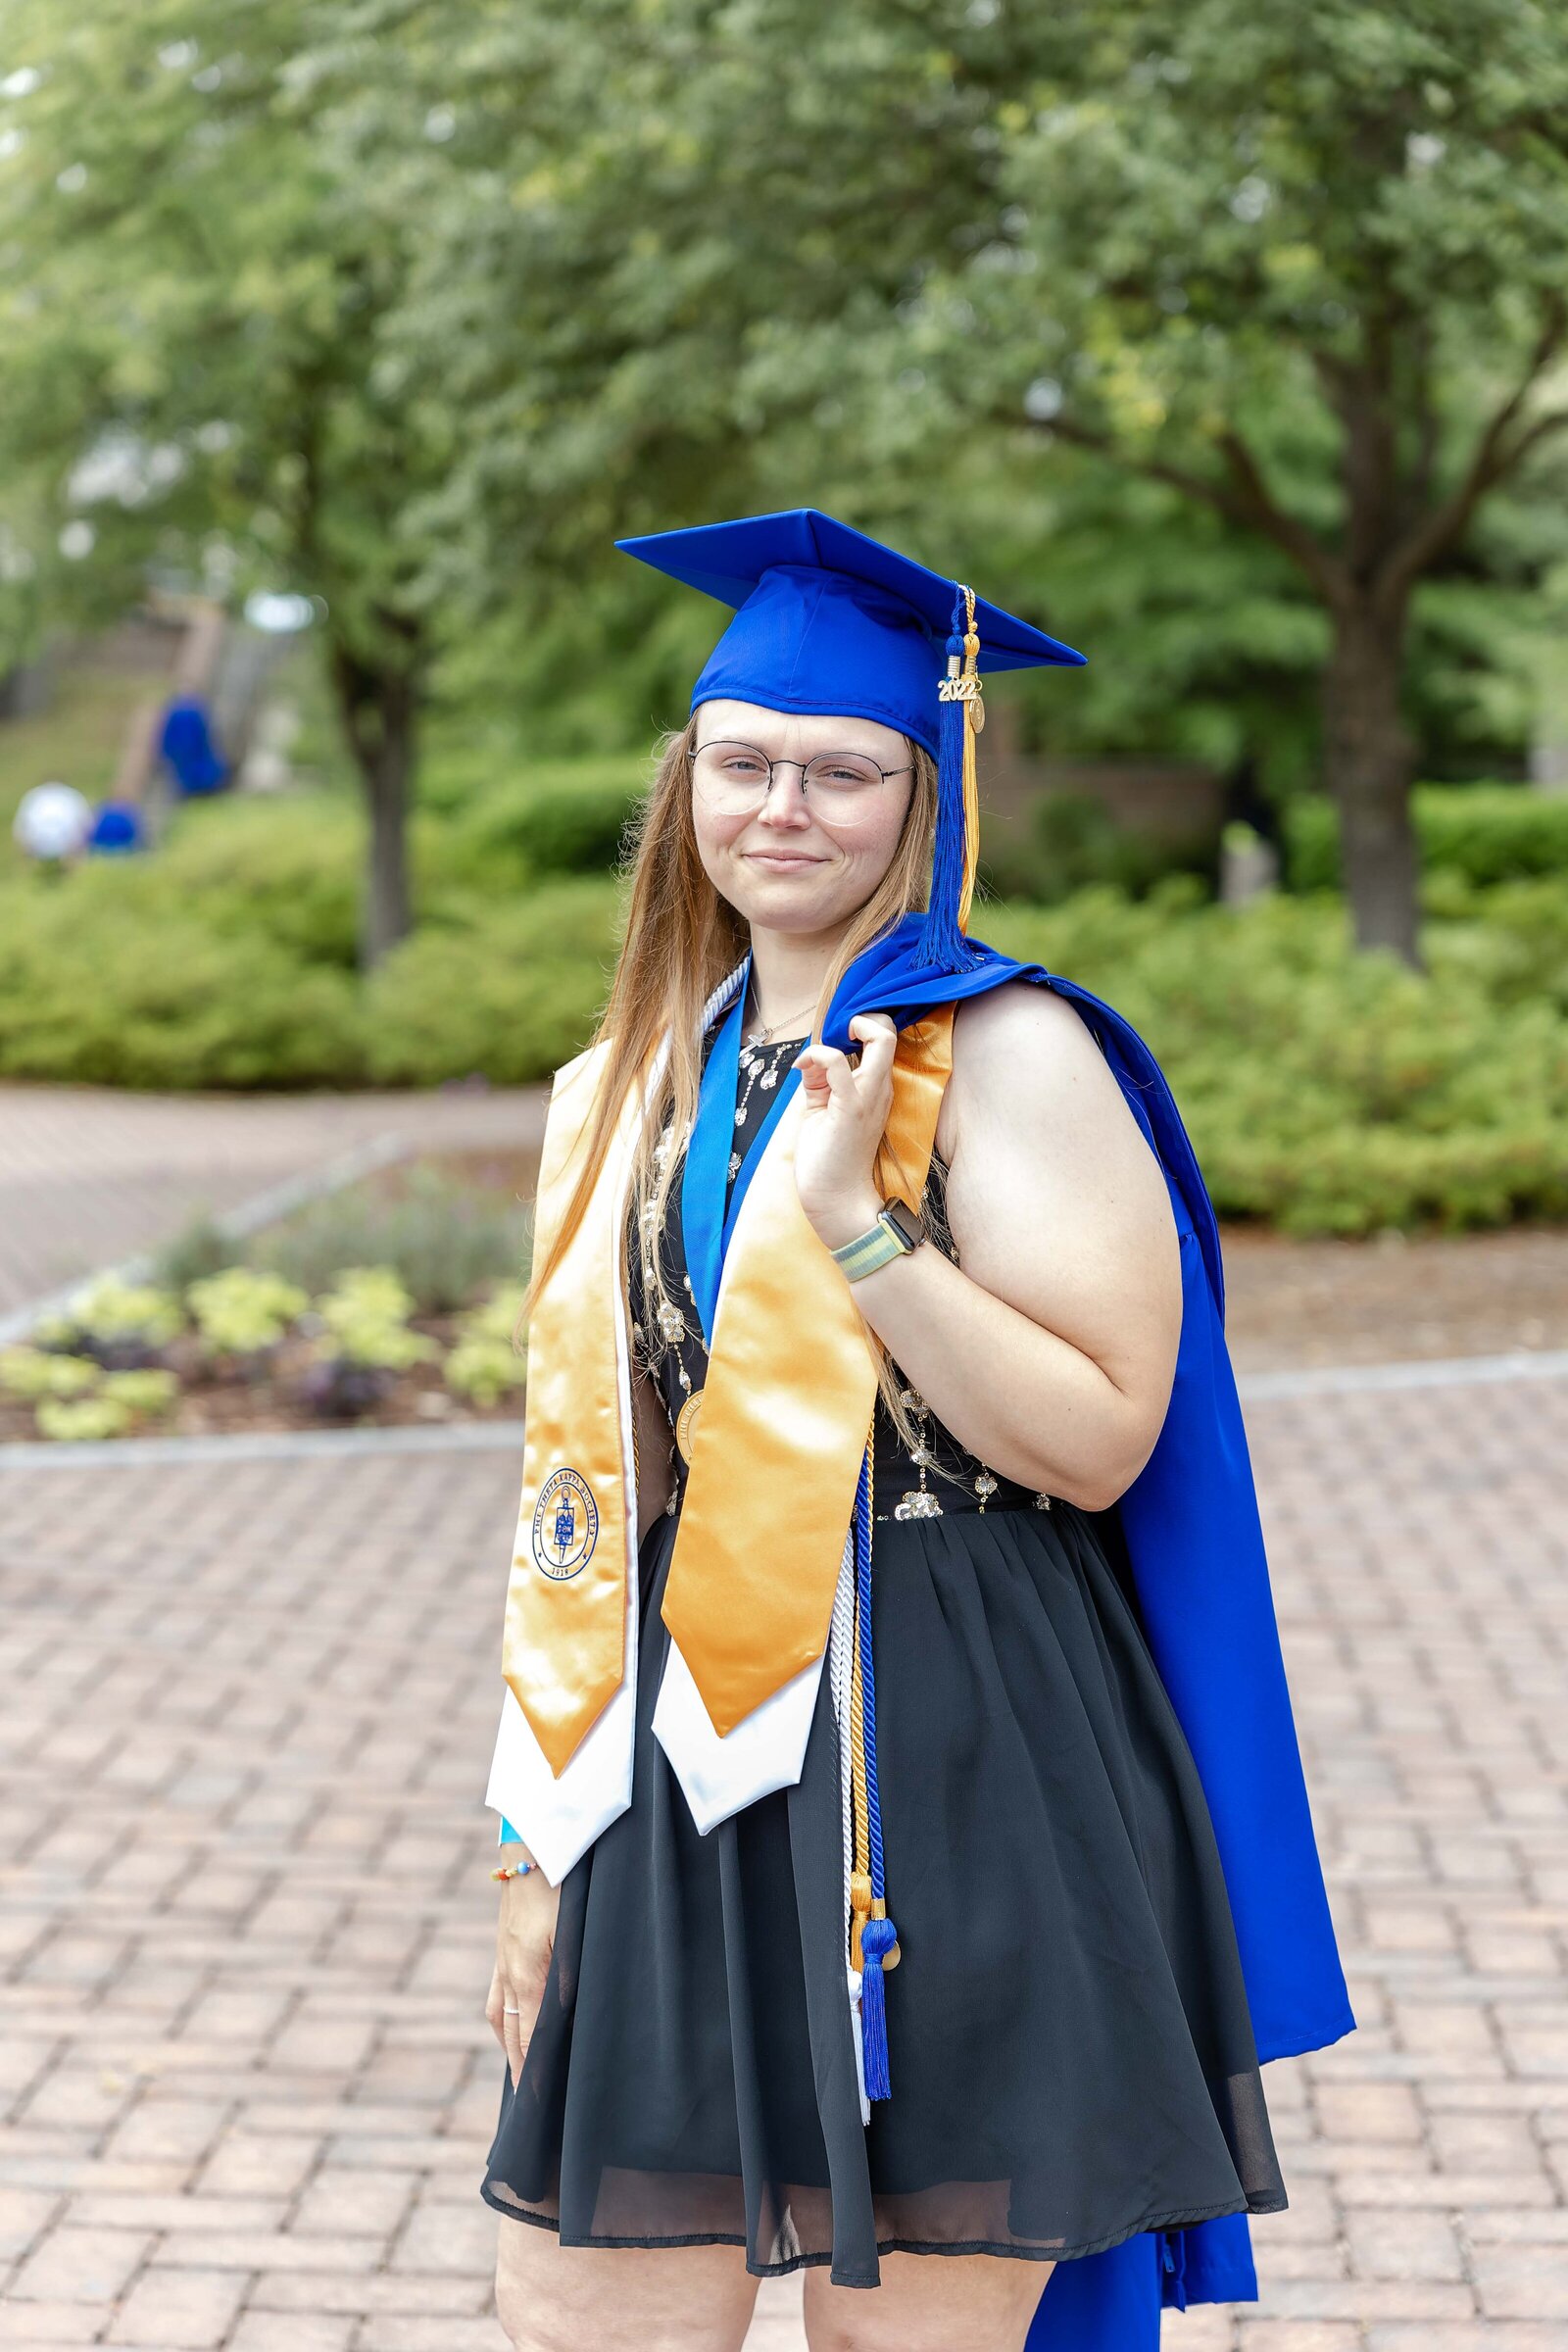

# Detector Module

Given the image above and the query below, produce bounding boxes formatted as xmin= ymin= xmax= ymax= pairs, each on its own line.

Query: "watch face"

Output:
xmin=880 ymin=1198 xmax=925 ymax=1250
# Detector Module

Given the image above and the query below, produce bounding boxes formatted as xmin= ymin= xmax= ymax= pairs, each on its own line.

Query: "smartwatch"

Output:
xmin=829 ymin=1196 xmax=927 ymax=1282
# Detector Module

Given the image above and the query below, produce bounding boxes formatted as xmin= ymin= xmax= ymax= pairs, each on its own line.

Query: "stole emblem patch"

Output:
xmin=532 ymin=1467 xmax=599 ymax=1580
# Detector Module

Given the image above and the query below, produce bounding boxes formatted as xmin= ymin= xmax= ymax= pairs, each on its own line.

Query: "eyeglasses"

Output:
xmin=689 ymin=737 xmax=912 ymax=822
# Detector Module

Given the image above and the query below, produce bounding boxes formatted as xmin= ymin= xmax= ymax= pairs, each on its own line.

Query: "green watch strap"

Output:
xmin=830 ymin=1207 xmax=912 ymax=1282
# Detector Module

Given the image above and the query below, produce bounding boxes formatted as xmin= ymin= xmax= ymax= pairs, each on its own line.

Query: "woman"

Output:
xmin=481 ymin=512 xmax=1351 ymax=2352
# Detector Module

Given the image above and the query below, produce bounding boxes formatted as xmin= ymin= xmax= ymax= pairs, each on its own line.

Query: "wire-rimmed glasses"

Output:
xmin=689 ymin=736 xmax=912 ymax=823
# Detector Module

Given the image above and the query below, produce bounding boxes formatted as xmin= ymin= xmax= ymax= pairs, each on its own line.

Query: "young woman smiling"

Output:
xmin=479 ymin=512 xmax=1350 ymax=2352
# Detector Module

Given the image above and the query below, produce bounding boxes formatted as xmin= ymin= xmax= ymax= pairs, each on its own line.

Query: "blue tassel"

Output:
xmin=859 ymin=1914 xmax=898 ymax=2099
xmin=914 ymin=592 xmax=983 ymax=974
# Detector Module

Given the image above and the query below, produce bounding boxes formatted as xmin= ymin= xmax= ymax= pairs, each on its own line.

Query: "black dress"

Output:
xmin=481 ymin=1027 xmax=1286 ymax=2288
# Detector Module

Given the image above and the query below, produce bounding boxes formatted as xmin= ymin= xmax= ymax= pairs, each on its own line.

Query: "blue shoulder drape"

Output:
xmin=818 ymin=915 xmax=1353 ymax=2342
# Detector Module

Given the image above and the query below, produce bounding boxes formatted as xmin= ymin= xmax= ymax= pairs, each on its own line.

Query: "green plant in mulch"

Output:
xmin=34 ymin=1396 xmax=135 ymax=1443
xmin=0 ymin=1346 xmax=103 ymax=1401
xmin=3 ymin=1350 xmax=177 ymax=1441
xmin=98 ymin=1368 xmax=179 ymax=1420
xmin=300 ymin=1267 xmax=441 ymax=1419
xmin=186 ymin=1267 xmax=310 ymax=1372
xmin=443 ymin=1286 xmax=529 ymax=1408
xmin=30 ymin=1275 xmax=184 ymax=1370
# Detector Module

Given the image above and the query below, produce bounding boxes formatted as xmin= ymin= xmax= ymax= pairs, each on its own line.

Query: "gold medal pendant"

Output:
xmin=674 ymin=1386 xmax=704 ymax=1465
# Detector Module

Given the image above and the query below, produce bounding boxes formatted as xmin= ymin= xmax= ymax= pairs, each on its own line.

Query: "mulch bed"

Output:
xmin=0 ymin=1310 xmax=523 ymax=1446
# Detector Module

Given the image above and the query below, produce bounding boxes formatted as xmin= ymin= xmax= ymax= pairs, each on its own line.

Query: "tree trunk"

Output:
xmin=330 ymin=629 xmax=420 ymax=972
xmin=1321 ymin=597 xmax=1422 ymax=968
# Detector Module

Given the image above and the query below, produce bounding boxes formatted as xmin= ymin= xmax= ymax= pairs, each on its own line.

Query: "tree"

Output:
xmin=0 ymin=1 xmax=460 ymax=964
xmin=929 ymin=0 xmax=1568 ymax=961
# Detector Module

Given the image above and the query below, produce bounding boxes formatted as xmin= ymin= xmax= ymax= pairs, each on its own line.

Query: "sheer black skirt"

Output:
xmin=481 ymin=1492 xmax=1286 ymax=2288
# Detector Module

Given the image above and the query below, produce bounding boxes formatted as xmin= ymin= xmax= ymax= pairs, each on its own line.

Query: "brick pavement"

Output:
xmin=2 ymin=1363 xmax=1566 ymax=2347
xmin=0 ymin=1085 xmax=547 ymax=1322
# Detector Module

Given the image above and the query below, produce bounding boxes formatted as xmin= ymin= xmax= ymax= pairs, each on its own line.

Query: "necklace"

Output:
xmin=731 ymin=979 xmax=815 ymax=1162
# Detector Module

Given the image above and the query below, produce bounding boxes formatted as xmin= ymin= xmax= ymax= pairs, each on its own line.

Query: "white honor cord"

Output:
xmin=700 ymin=957 xmax=750 ymax=1039
xmin=827 ymin=1518 xmax=870 ymax=2125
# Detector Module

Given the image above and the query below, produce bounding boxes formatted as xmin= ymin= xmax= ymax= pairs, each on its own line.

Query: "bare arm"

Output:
xmin=793 ymin=981 xmax=1183 ymax=1512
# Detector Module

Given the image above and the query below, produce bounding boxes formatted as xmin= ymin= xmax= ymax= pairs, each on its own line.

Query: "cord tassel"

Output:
xmin=914 ymin=585 xmax=985 ymax=973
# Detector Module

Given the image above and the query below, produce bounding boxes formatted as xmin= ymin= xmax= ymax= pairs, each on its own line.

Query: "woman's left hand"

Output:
xmin=792 ymin=1012 xmax=898 ymax=1250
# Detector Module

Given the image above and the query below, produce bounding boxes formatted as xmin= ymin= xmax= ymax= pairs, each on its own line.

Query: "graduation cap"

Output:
xmin=615 ymin=508 xmax=1086 ymax=973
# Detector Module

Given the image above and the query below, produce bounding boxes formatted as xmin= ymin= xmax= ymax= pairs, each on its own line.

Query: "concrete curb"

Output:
xmin=0 ymin=1417 xmax=525 ymax=1470
xmin=3 ymin=1346 xmax=1567 ymax=1470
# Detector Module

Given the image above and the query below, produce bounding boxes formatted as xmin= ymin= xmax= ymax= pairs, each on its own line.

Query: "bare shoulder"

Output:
xmin=936 ymin=975 xmax=1181 ymax=1401
xmin=937 ymin=976 xmax=1137 ymax=1160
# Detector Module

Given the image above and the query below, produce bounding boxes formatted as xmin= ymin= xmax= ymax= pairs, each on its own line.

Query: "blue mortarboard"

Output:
xmin=615 ymin=508 xmax=1086 ymax=972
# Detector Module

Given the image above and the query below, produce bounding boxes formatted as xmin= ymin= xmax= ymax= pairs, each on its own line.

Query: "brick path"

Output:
xmin=2 ymin=1363 xmax=1567 ymax=2346
xmin=0 ymin=1085 xmax=547 ymax=1322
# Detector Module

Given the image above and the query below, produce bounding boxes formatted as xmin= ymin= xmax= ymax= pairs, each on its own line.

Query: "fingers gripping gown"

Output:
xmin=481 ymin=1026 xmax=1286 ymax=2287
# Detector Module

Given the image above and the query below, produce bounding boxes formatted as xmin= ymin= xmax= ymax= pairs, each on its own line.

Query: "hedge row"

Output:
xmin=4 ymin=782 xmax=1566 ymax=1234
xmin=1285 ymin=784 xmax=1568 ymax=892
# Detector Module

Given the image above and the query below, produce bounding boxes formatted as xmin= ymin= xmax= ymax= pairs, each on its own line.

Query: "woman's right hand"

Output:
xmin=486 ymin=1865 xmax=562 ymax=2086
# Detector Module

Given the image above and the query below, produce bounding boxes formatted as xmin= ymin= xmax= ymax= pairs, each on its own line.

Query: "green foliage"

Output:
xmin=252 ymin=1164 xmax=531 ymax=1314
xmin=152 ymin=799 xmax=364 ymax=969
xmin=444 ymin=1286 xmax=529 ymax=1407
xmin=1287 ymin=786 xmax=1568 ymax=893
xmin=187 ymin=1268 xmax=310 ymax=1358
xmin=363 ymin=880 xmax=620 ymax=1086
xmin=98 ymin=1368 xmax=178 ymax=1419
xmin=981 ymin=793 xmax=1216 ymax=906
xmin=149 ymin=1215 xmax=248 ymax=1296
xmin=311 ymin=1267 xmax=439 ymax=1371
xmin=32 ymin=1275 xmax=183 ymax=1355
xmin=0 ymin=1347 xmax=103 ymax=1401
xmin=3 ymin=1347 xmax=177 ymax=1438
xmin=0 ymin=867 xmax=367 ymax=1088
xmin=983 ymin=883 xmax=1568 ymax=1235
xmin=34 ymin=1396 xmax=133 ymax=1443
xmin=429 ymin=760 xmax=646 ymax=887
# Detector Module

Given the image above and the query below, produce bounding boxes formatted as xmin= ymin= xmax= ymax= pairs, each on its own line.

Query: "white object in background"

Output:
xmin=13 ymin=781 xmax=93 ymax=861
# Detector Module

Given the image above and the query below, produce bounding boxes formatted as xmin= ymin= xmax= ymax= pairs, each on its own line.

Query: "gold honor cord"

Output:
xmin=938 ymin=582 xmax=984 ymax=935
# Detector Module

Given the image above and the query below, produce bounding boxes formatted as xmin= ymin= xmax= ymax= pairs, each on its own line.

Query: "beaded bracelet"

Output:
xmin=490 ymin=1858 xmax=536 ymax=1881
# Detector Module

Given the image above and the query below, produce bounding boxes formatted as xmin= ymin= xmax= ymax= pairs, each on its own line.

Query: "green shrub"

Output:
xmin=1285 ymin=785 xmax=1568 ymax=893
xmin=0 ymin=876 xmax=366 ymax=1088
xmin=364 ymin=879 xmax=620 ymax=1086
xmin=426 ymin=758 xmax=646 ymax=891
xmin=981 ymin=793 xmax=1216 ymax=906
xmin=983 ymin=882 xmax=1568 ymax=1235
xmin=153 ymin=797 xmax=363 ymax=966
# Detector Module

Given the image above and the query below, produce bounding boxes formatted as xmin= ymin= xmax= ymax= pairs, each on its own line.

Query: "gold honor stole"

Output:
xmin=491 ymin=1000 xmax=955 ymax=1879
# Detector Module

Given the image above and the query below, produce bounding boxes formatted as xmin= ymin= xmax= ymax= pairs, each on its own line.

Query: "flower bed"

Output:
xmin=1 ymin=1156 xmax=535 ymax=1445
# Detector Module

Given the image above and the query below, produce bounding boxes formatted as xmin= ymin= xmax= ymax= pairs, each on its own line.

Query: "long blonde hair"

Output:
xmin=518 ymin=715 xmax=942 ymax=1439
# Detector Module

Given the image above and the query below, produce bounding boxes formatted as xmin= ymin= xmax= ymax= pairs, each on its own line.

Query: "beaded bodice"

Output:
xmin=626 ymin=1024 xmax=1051 ymax=1524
